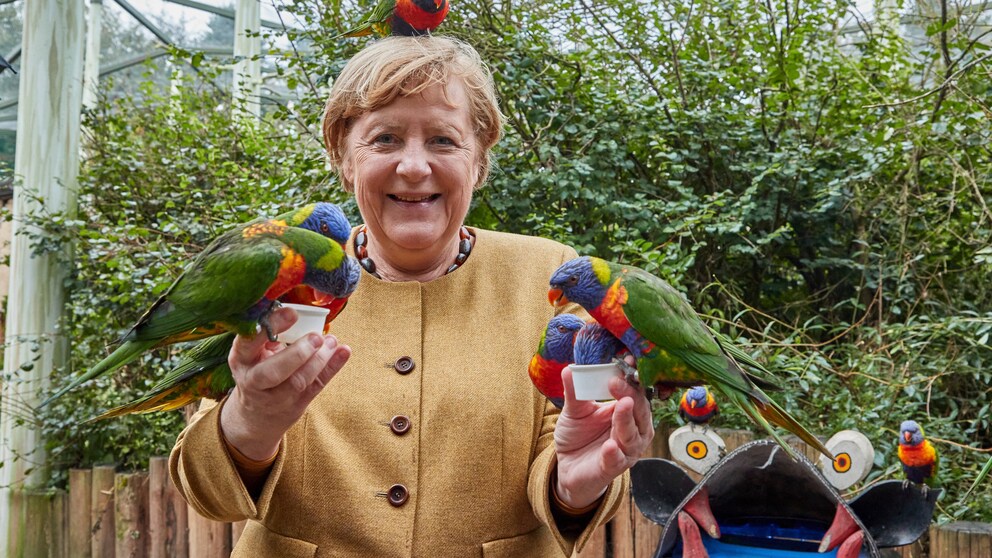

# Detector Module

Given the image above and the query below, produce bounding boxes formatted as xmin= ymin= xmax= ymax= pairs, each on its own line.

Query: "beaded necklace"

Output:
xmin=354 ymin=224 xmax=475 ymax=280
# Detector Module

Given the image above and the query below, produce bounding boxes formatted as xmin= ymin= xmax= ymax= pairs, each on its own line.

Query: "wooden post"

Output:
xmin=68 ymin=469 xmax=93 ymax=557
xmin=4 ymin=490 xmax=66 ymax=557
xmin=90 ymin=466 xmax=115 ymax=558
xmin=892 ymin=539 xmax=926 ymax=558
xmin=148 ymin=457 xmax=188 ymax=558
xmin=719 ymin=428 xmax=755 ymax=453
xmin=115 ymin=472 xmax=148 ymax=558
xmin=632 ymin=494 xmax=662 ymax=558
xmin=611 ymin=495 xmax=634 ymax=558
xmin=0 ymin=0 xmax=85 ymax=547
xmin=930 ymin=521 xmax=992 ymax=558
xmin=574 ymin=524 xmax=607 ymax=558
xmin=188 ymin=511 xmax=231 ymax=558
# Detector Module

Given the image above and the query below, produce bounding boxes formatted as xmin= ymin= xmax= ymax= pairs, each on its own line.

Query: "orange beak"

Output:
xmin=548 ymin=288 xmax=567 ymax=307
xmin=904 ymin=432 xmax=912 ymax=443
xmin=435 ymin=0 xmax=442 ymax=8
xmin=690 ymin=400 xmax=697 ymax=409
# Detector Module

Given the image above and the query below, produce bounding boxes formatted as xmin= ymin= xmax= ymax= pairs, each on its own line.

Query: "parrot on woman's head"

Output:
xmin=547 ymin=256 xmax=832 ymax=461
xmin=337 ymin=0 xmax=449 ymax=38
xmin=43 ymin=203 xmax=356 ymax=407
xmin=898 ymin=420 xmax=940 ymax=495
xmin=528 ymin=314 xmax=585 ymax=409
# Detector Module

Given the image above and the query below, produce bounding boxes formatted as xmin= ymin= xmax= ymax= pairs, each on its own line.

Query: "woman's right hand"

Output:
xmin=219 ymin=306 xmax=351 ymax=461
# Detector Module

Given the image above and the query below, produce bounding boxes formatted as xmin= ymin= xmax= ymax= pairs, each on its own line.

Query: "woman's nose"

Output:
xmin=396 ymin=144 xmax=431 ymax=181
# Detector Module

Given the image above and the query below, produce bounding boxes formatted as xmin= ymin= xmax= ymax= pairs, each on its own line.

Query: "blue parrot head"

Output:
xmin=686 ymin=386 xmax=709 ymax=408
xmin=325 ymin=255 xmax=362 ymax=299
xmin=900 ymin=420 xmax=925 ymax=446
xmin=573 ymin=321 xmax=623 ymax=365
xmin=548 ymin=257 xmax=609 ymax=311
xmin=301 ymin=202 xmax=352 ymax=246
xmin=542 ymin=314 xmax=585 ymax=362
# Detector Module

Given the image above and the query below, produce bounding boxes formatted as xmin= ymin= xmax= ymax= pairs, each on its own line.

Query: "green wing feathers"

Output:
xmin=88 ymin=333 xmax=235 ymax=421
xmin=42 ymin=339 xmax=159 ymax=407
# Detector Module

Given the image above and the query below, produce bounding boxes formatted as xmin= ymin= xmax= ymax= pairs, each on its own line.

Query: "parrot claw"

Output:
xmin=613 ymin=357 xmax=640 ymax=386
xmin=258 ymin=301 xmax=283 ymax=343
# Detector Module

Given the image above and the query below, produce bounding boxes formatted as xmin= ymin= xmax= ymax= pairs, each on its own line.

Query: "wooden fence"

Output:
xmin=16 ymin=428 xmax=992 ymax=557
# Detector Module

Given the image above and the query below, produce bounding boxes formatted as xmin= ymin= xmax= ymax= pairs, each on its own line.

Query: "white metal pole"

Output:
xmin=233 ymin=0 xmax=261 ymax=119
xmin=0 ymin=0 xmax=85 ymax=551
xmin=82 ymin=0 xmax=103 ymax=111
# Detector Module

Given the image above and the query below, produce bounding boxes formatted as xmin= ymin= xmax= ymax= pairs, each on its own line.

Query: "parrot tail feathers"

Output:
xmin=749 ymin=389 xmax=833 ymax=461
xmin=85 ymin=387 xmax=193 ymax=422
xmin=40 ymin=339 xmax=159 ymax=407
xmin=731 ymin=390 xmax=799 ymax=461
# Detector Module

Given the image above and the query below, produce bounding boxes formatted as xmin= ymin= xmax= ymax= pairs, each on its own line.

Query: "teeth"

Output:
xmin=393 ymin=194 xmax=436 ymax=202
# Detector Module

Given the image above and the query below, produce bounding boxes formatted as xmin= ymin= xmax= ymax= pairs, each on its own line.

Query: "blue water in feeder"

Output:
xmin=674 ymin=518 xmax=838 ymax=557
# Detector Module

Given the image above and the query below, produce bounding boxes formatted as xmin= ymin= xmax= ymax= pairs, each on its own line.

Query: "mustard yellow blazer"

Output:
xmin=170 ymin=228 xmax=628 ymax=557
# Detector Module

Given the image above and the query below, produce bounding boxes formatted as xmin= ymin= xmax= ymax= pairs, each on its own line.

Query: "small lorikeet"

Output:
xmin=337 ymin=0 xmax=449 ymax=38
xmin=548 ymin=256 xmax=831 ymax=460
xmin=43 ymin=204 xmax=354 ymax=406
xmin=89 ymin=262 xmax=361 ymax=421
xmin=679 ymin=386 xmax=719 ymax=428
xmin=573 ymin=321 xmax=626 ymax=366
xmin=528 ymin=314 xmax=584 ymax=409
xmin=898 ymin=420 xmax=940 ymax=493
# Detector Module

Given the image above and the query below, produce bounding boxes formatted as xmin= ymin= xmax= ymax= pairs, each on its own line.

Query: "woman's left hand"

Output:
xmin=552 ymin=359 xmax=658 ymax=509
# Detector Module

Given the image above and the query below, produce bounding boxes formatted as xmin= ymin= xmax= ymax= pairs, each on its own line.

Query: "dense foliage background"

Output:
xmin=4 ymin=0 xmax=988 ymax=521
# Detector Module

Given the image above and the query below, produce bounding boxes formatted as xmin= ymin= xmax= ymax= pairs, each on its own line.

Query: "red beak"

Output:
xmin=548 ymin=288 xmax=566 ymax=307
xmin=903 ymin=432 xmax=912 ymax=443
xmin=313 ymin=288 xmax=337 ymax=306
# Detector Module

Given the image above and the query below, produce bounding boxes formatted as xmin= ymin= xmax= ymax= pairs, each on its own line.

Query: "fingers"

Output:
xmin=561 ymin=368 xmax=597 ymax=417
xmin=230 ymin=307 xmax=298 ymax=369
xmin=607 ymin=381 xmax=655 ymax=459
xmin=252 ymin=334 xmax=342 ymax=392
xmin=609 ymin=376 xmax=655 ymax=440
xmin=304 ymin=343 xmax=351 ymax=399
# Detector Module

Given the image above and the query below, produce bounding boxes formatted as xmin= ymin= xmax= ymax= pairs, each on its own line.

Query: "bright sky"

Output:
xmin=125 ymin=0 xmax=284 ymax=38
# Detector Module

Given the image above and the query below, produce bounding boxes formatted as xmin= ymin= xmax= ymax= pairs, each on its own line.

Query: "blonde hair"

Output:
xmin=322 ymin=36 xmax=504 ymax=191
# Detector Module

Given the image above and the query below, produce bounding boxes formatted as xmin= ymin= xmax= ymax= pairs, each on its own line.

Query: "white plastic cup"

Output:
xmin=279 ymin=303 xmax=330 ymax=343
xmin=569 ymin=363 xmax=622 ymax=401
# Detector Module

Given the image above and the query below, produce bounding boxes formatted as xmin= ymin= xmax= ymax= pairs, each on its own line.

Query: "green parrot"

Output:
xmin=336 ymin=0 xmax=449 ymax=38
xmin=89 ymin=262 xmax=361 ymax=421
xmin=42 ymin=205 xmax=353 ymax=407
xmin=548 ymin=256 xmax=832 ymax=460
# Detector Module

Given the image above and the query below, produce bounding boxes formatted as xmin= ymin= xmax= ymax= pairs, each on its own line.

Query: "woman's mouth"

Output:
xmin=389 ymin=193 xmax=441 ymax=203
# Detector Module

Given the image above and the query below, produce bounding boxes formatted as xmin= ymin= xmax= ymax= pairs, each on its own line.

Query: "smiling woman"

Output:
xmin=169 ymin=35 xmax=657 ymax=558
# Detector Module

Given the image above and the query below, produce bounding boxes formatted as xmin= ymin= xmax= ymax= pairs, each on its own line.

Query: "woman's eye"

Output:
xmin=374 ymin=134 xmax=397 ymax=144
xmin=432 ymin=136 xmax=455 ymax=146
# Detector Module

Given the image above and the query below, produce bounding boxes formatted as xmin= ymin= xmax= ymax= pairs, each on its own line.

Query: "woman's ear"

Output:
xmin=340 ymin=149 xmax=355 ymax=192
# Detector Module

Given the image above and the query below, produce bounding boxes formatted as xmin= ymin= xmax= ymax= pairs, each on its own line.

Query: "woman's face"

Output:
xmin=342 ymin=78 xmax=480 ymax=258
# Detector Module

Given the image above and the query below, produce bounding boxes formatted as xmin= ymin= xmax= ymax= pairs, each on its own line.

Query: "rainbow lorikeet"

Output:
xmin=89 ymin=263 xmax=360 ymax=421
xmin=573 ymin=321 xmax=626 ymax=366
xmin=898 ymin=420 xmax=940 ymax=494
xmin=42 ymin=204 xmax=355 ymax=407
xmin=678 ymin=386 xmax=719 ymax=430
xmin=528 ymin=314 xmax=585 ymax=409
xmin=548 ymin=256 xmax=832 ymax=460
xmin=337 ymin=0 xmax=449 ymax=38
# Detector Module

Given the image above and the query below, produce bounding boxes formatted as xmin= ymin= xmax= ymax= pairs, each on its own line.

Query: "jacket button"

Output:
xmin=390 ymin=415 xmax=411 ymax=435
xmin=394 ymin=356 xmax=415 ymax=374
xmin=388 ymin=484 xmax=409 ymax=507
